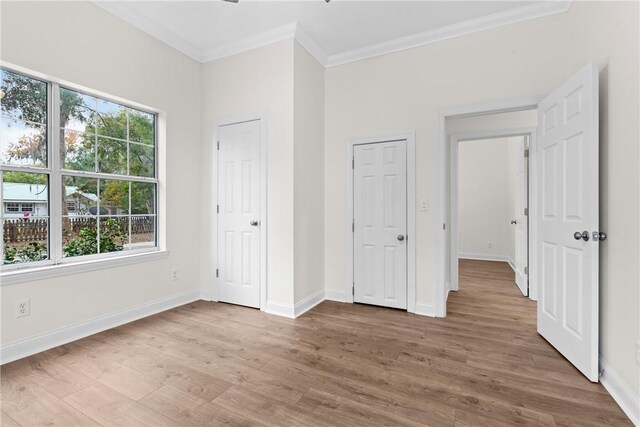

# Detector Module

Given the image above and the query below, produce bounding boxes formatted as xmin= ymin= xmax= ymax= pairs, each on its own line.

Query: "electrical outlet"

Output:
xmin=171 ymin=270 xmax=178 ymax=281
xmin=636 ymin=340 xmax=640 ymax=366
xmin=420 ymin=199 xmax=429 ymax=212
xmin=15 ymin=299 xmax=30 ymax=318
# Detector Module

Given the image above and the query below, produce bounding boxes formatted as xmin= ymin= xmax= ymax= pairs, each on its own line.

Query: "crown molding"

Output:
xmin=294 ymin=25 xmax=329 ymax=67
xmin=200 ymin=22 xmax=298 ymax=63
xmin=92 ymin=1 xmax=204 ymax=62
xmin=92 ymin=0 xmax=572 ymax=68
xmin=325 ymin=0 xmax=572 ymax=68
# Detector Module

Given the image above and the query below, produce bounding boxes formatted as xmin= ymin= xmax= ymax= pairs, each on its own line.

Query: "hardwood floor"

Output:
xmin=1 ymin=259 xmax=631 ymax=426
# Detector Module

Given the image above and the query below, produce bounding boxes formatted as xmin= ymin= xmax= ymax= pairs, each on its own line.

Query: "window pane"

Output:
xmin=63 ymin=130 xmax=96 ymax=171
xmin=1 ymin=69 xmax=47 ymax=124
xmin=2 ymin=171 xmax=49 ymax=265
xmin=130 ymin=215 xmax=155 ymax=249
xmin=96 ymin=99 xmax=127 ymax=140
xmin=97 ymin=137 xmax=127 ymax=175
xmin=63 ymin=176 xmax=98 ymax=215
xmin=100 ymin=180 xmax=129 ymax=215
xmin=128 ymin=109 xmax=154 ymax=145
xmin=62 ymin=217 xmax=97 ymax=258
xmin=129 ymin=143 xmax=155 ymax=178
xmin=60 ymin=88 xmax=96 ymax=133
xmin=131 ymin=182 xmax=155 ymax=214
xmin=1 ymin=118 xmax=46 ymax=167
xmin=99 ymin=216 xmax=128 ymax=254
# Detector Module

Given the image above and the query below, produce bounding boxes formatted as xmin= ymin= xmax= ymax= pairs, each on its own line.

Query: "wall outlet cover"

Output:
xmin=16 ymin=299 xmax=30 ymax=318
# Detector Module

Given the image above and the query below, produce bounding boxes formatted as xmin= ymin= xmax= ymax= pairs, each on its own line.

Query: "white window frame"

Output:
xmin=0 ymin=64 xmax=167 ymax=282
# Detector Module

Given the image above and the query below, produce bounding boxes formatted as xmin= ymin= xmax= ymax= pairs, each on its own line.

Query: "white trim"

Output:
xmin=294 ymin=289 xmax=325 ymax=318
xmin=346 ymin=131 xmax=416 ymax=313
xmin=294 ymin=25 xmax=329 ymax=66
xmin=324 ymin=289 xmax=348 ymax=302
xmin=264 ymin=300 xmax=295 ymax=319
xmin=448 ymin=127 xmax=536 ymax=295
xmin=600 ymin=357 xmax=640 ymax=426
xmin=436 ymin=97 xmax=543 ymax=317
xmin=0 ymin=250 xmax=169 ymax=286
xmin=201 ymin=22 xmax=298 ymax=63
xmin=212 ymin=114 xmax=267 ymax=311
xmin=458 ymin=252 xmax=514 ymax=263
xmin=0 ymin=288 xmax=200 ymax=365
xmin=414 ymin=302 xmax=436 ymax=317
xmin=92 ymin=2 xmax=570 ymax=68
xmin=325 ymin=2 xmax=571 ymax=67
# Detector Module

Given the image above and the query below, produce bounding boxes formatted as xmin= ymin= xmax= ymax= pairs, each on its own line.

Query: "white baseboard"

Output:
xmin=199 ymin=290 xmax=216 ymax=302
xmin=414 ymin=302 xmax=436 ymax=317
xmin=264 ymin=300 xmax=296 ymax=318
xmin=0 ymin=289 xmax=202 ymax=365
xmin=459 ymin=252 xmax=512 ymax=263
xmin=506 ymin=257 xmax=516 ymax=272
xmin=264 ymin=289 xmax=326 ymax=319
xmin=600 ymin=357 xmax=639 ymax=426
xmin=294 ymin=289 xmax=325 ymax=317
xmin=325 ymin=289 xmax=348 ymax=302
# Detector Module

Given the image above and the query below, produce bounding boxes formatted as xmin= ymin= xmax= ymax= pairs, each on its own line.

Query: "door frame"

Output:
xmin=212 ymin=113 xmax=267 ymax=311
xmin=448 ymin=127 xmax=537 ymax=299
xmin=347 ymin=131 xmax=416 ymax=313
xmin=436 ymin=97 xmax=543 ymax=317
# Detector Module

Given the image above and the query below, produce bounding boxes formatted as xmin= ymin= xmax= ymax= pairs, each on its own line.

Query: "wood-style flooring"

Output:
xmin=0 ymin=259 xmax=631 ymax=426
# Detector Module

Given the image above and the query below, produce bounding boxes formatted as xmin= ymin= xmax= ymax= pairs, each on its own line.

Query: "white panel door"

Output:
xmin=217 ymin=120 xmax=261 ymax=308
xmin=514 ymin=137 xmax=529 ymax=296
xmin=353 ymin=140 xmax=407 ymax=309
xmin=537 ymin=63 xmax=599 ymax=381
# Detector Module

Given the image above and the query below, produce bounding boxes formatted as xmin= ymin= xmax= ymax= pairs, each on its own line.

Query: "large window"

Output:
xmin=1 ymin=68 xmax=158 ymax=269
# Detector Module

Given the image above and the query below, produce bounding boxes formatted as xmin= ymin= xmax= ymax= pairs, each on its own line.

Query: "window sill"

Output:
xmin=0 ymin=250 xmax=169 ymax=286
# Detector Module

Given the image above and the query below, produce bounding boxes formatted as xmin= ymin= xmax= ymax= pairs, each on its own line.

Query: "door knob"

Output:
xmin=397 ymin=234 xmax=405 ymax=241
xmin=574 ymin=231 xmax=590 ymax=241
xmin=250 ymin=220 xmax=259 ymax=226
xmin=594 ymin=231 xmax=607 ymax=241
xmin=510 ymin=220 xmax=517 ymax=225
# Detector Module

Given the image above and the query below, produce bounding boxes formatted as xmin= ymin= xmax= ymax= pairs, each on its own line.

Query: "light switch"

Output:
xmin=420 ymin=199 xmax=429 ymax=211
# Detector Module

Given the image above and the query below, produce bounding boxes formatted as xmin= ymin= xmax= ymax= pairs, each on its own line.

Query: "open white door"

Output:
xmin=353 ymin=140 xmax=407 ymax=309
xmin=217 ymin=120 xmax=261 ymax=308
xmin=537 ymin=63 xmax=600 ymax=381
xmin=514 ymin=136 xmax=529 ymax=296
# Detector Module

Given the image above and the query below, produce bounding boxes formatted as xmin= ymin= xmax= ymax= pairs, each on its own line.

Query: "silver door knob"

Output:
xmin=574 ymin=231 xmax=590 ymax=241
xmin=397 ymin=234 xmax=405 ymax=241
xmin=250 ymin=220 xmax=259 ymax=226
xmin=510 ymin=220 xmax=517 ymax=225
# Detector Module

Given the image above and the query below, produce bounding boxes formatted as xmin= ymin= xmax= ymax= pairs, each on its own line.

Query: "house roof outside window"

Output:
xmin=2 ymin=183 xmax=98 ymax=203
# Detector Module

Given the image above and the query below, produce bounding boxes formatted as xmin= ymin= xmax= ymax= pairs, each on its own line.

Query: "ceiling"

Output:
xmin=94 ymin=1 xmax=571 ymax=67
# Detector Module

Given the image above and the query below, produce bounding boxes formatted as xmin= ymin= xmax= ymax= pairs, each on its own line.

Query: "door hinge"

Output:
xmin=443 ymin=223 xmax=446 ymax=230
xmin=524 ymin=208 xmax=529 ymax=216
xmin=217 ymin=141 xmax=220 ymax=150
xmin=216 ymin=269 xmax=219 ymax=278
xmin=216 ymin=205 xmax=219 ymax=214
xmin=352 ymin=221 xmax=354 ymax=232
xmin=524 ymin=266 xmax=528 ymax=275
xmin=352 ymin=158 xmax=354 ymax=169
xmin=352 ymin=284 xmax=355 ymax=296
xmin=524 ymin=149 xmax=529 ymax=158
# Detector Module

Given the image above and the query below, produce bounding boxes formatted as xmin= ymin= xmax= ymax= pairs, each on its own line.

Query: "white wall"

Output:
xmin=293 ymin=42 xmax=325 ymax=303
xmin=1 ymin=2 xmax=203 ymax=343
xmin=200 ymin=40 xmax=295 ymax=307
xmin=324 ymin=1 xmax=639 ymax=397
xmin=458 ymin=137 xmax=518 ymax=265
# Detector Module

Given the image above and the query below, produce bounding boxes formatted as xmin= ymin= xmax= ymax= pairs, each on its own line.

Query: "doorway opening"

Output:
xmin=450 ymin=130 xmax=535 ymax=301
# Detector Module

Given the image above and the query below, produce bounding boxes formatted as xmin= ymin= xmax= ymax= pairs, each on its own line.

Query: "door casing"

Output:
xmin=436 ymin=97 xmax=543 ymax=317
xmin=448 ymin=127 xmax=537 ymax=300
xmin=347 ymin=131 xmax=417 ymax=314
xmin=212 ymin=113 xmax=267 ymax=311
